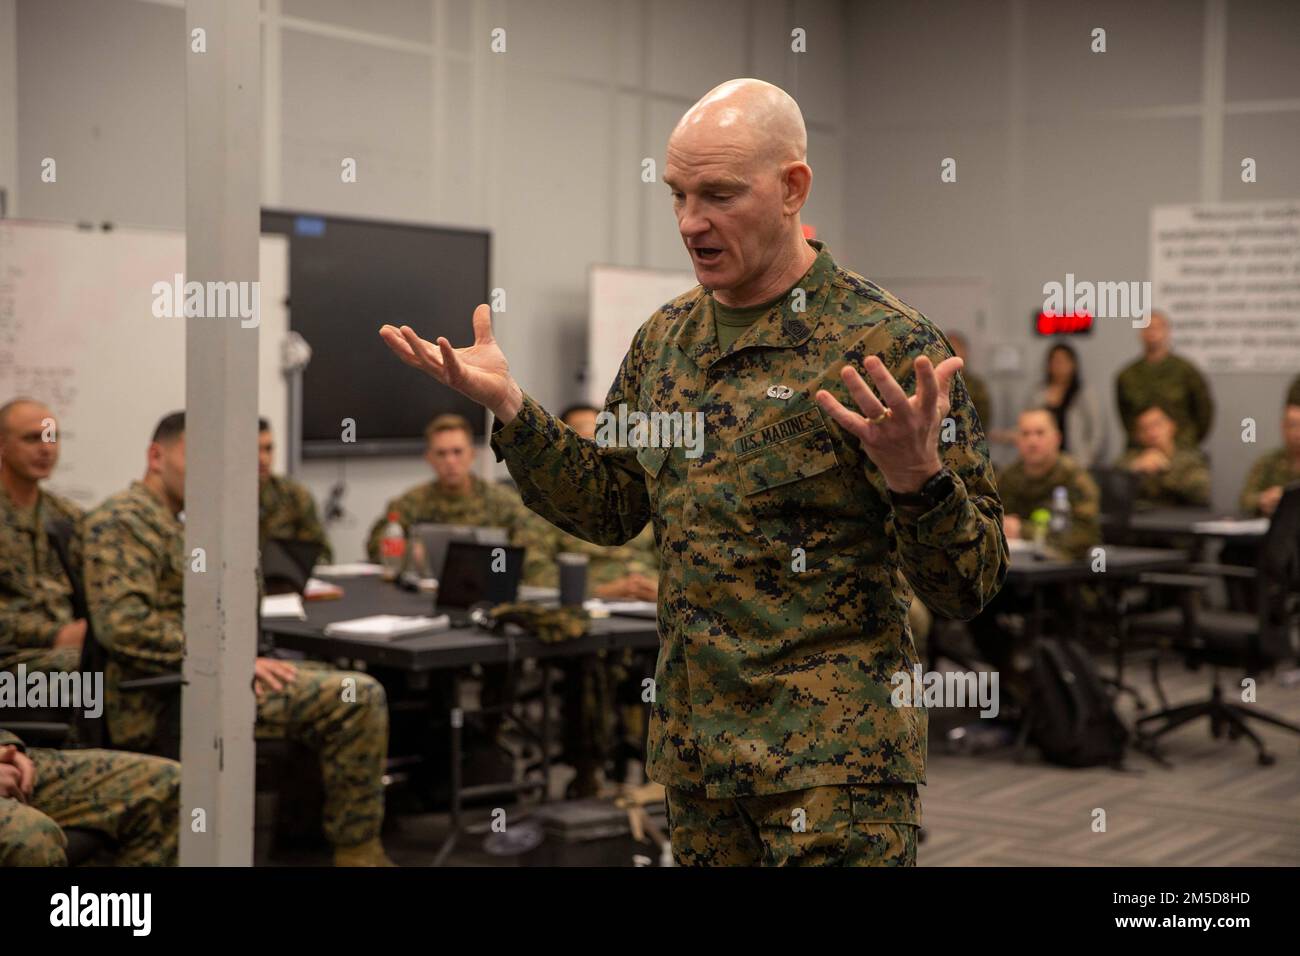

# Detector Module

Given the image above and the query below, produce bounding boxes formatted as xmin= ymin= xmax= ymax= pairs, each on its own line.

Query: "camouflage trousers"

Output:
xmin=253 ymin=660 xmax=388 ymax=849
xmin=665 ymin=782 xmax=920 ymax=866
xmin=0 ymin=747 xmax=180 ymax=866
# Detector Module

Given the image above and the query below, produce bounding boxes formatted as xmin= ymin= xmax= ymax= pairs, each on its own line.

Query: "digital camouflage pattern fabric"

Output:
xmin=259 ymin=473 xmax=333 ymax=563
xmin=490 ymin=239 xmax=1008 ymax=799
xmin=1239 ymin=448 xmax=1300 ymax=515
xmin=83 ymin=480 xmax=388 ymax=848
xmin=1117 ymin=447 xmax=1212 ymax=507
xmin=0 ymin=729 xmax=180 ymax=866
xmin=996 ymin=452 xmax=1101 ymax=559
xmin=666 ymin=780 xmax=919 ymax=866
xmin=1115 ymin=354 xmax=1214 ymax=450
xmin=365 ymin=474 xmax=555 ymax=584
xmin=0 ymin=488 xmax=81 ymax=673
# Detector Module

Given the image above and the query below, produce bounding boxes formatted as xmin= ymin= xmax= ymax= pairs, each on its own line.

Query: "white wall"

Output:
xmin=6 ymin=0 xmax=850 ymax=561
xmin=841 ymin=0 xmax=1300 ymax=511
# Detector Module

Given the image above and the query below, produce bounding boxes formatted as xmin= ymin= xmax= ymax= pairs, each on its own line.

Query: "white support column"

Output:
xmin=1200 ymin=0 xmax=1227 ymax=203
xmin=0 ymin=0 xmax=18 ymax=218
xmin=181 ymin=0 xmax=261 ymax=867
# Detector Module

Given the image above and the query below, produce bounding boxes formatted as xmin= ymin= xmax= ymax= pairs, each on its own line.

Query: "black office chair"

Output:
xmin=1091 ymin=466 xmax=1140 ymax=545
xmin=1127 ymin=482 xmax=1300 ymax=765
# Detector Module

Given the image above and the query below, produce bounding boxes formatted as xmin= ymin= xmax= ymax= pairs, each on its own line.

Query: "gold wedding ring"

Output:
xmin=868 ymin=408 xmax=893 ymax=425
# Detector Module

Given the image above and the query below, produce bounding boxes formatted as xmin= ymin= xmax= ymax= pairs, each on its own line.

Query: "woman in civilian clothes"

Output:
xmin=1027 ymin=342 xmax=1106 ymax=467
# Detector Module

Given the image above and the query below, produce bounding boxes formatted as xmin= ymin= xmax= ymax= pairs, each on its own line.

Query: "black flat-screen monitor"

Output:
xmin=262 ymin=209 xmax=490 ymax=457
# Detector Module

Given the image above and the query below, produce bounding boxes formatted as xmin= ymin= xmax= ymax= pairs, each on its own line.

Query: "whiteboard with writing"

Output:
xmin=0 ymin=220 xmax=289 ymax=509
xmin=586 ymin=264 xmax=697 ymax=407
xmin=1150 ymin=200 xmax=1300 ymax=373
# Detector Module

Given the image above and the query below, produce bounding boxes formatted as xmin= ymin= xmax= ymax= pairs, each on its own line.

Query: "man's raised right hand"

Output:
xmin=379 ymin=304 xmax=524 ymax=424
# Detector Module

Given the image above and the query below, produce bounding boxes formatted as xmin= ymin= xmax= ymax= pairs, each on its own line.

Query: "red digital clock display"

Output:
xmin=1035 ymin=311 xmax=1094 ymax=335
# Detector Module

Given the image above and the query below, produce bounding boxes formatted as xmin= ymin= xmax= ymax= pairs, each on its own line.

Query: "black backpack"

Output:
xmin=1028 ymin=638 xmax=1128 ymax=767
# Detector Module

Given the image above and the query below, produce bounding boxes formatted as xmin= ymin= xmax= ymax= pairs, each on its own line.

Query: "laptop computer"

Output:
xmin=261 ymin=538 xmax=324 ymax=595
xmin=410 ymin=523 xmax=509 ymax=581
xmin=435 ymin=541 xmax=525 ymax=626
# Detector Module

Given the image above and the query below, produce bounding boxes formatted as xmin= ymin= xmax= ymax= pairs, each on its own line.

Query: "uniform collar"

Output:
xmin=669 ymin=239 xmax=837 ymax=371
xmin=0 ymin=484 xmax=53 ymax=531
xmin=129 ymin=480 xmax=182 ymax=526
xmin=431 ymin=474 xmax=484 ymax=497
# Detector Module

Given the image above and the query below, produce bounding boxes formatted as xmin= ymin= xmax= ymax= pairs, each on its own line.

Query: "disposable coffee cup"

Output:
xmin=557 ymin=552 xmax=589 ymax=606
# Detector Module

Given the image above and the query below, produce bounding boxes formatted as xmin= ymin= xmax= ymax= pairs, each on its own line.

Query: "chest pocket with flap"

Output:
xmin=733 ymin=408 xmax=853 ymax=557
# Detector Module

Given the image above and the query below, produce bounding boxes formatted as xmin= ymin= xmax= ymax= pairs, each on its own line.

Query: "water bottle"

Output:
xmin=379 ymin=512 xmax=406 ymax=581
xmin=1050 ymin=485 xmax=1070 ymax=536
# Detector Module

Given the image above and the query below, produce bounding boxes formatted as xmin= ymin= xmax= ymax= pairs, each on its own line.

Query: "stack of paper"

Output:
xmin=1191 ymin=517 xmax=1270 ymax=535
xmin=584 ymin=599 xmax=657 ymax=615
xmin=313 ymin=562 xmax=385 ymax=577
xmin=322 ymin=614 xmax=450 ymax=639
xmin=303 ymin=577 xmax=344 ymax=600
xmin=260 ymin=594 xmax=307 ymax=620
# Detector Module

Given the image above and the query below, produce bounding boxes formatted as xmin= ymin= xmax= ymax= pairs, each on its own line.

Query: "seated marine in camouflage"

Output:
xmin=1239 ymin=402 xmax=1300 ymax=517
xmin=550 ymin=405 xmax=661 ymax=796
xmin=257 ymin=417 xmax=333 ymax=563
xmin=996 ymin=407 xmax=1101 ymax=560
xmin=550 ymin=404 xmax=658 ymax=599
xmin=0 ymin=399 xmax=86 ymax=679
xmin=365 ymin=413 xmax=555 ymax=582
xmin=83 ymin=412 xmax=393 ymax=866
xmin=1116 ymin=405 xmax=1211 ymax=508
xmin=966 ymin=408 xmax=1101 ymax=691
xmin=0 ymin=728 xmax=179 ymax=866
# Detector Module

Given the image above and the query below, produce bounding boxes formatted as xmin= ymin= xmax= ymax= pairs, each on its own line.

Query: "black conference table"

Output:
xmin=260 ymin=574 xmax=659 ymax=865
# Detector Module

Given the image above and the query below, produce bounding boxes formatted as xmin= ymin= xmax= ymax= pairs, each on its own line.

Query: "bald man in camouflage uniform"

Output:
xmin=1116 ymin=311 xmax=1214 ymax=451
xmin=258 ymin=418 xmax=333 ymax=563
xmin=1117 ymin=405 xmax=1211 ymax=507
xmin=997 ymin=409 xmax=1101 ymax=560
xmin=0 ymin=399 xmax=86 ymax=679
xmin=967 ymin=409 xmax=1100 ymax=688
xmin=84 ymin=412 xmax=391 ymax=866
xmin=0 ymin=728 xmax=179 ymax=866
xmin=365 ymin=413 xmax=554 ymax=582
xmin=381 ymin=79 xmax=1007 ymax=866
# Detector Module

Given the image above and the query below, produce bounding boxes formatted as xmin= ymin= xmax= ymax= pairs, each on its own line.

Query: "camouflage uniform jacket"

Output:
xmin=1117 ymin=447 xmax=1211 ymax=507
xmin=1115 ymin=353 xmax=1214 ymax=449
xmin=82 ymin=481 xmax=185 ymax=746
xmin=1239 ymin=448 xmax=1300 ymax=515
xmin=259 ymin=473 xmax=333 ymax=563
xmin=490 ymin=239 xmax=1008 ymax=798
xmin=365 ymin=474 xmax=554 ymax=584
xmin=0 ymin=487 xmax=81 ymax=667
xmin=996 ymin=453 xmax=1101 ymax=559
